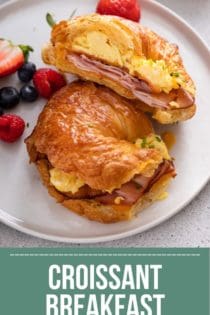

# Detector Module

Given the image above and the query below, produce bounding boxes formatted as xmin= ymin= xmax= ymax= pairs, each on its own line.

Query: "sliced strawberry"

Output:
xmin=0 ymin=39 xmax=24 ymax=78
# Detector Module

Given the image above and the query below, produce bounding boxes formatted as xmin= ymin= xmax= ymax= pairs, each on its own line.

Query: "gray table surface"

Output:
xmin=0 ymin=0 xmax=210 ymax=247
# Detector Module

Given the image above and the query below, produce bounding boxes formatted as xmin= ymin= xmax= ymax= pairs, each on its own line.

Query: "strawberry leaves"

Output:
xmin=46 ymin=13 xmax=56 ymax=27
xmin=46 ymin=9 xmax=77 ymax=28
xmin=19 ymin=45 xmax=34 ymax=62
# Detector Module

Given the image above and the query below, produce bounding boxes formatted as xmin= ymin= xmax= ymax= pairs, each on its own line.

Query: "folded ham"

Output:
xmin=95 ymin=160 xmax=176 ymax=206
xmin=69 ymin=54 xmax=194 ymax=110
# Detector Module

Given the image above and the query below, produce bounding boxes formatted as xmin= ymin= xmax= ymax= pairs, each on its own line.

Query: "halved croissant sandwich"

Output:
xmin=42 ymin=14 xmax=196 ymax=124
xmin=25 ymin=82 xmax=176 ymax=223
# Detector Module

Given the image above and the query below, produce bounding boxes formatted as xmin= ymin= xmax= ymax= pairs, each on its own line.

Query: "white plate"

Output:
xmin=0 ymin=0 xmax=210 ymax=243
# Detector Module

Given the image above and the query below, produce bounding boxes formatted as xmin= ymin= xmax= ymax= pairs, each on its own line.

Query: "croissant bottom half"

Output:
xmin=25 ymin=82 xmax=176 ymax=223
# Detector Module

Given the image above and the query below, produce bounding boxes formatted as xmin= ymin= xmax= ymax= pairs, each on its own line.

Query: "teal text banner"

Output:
xmin=0 ymin=248 xmax=209 ymax=315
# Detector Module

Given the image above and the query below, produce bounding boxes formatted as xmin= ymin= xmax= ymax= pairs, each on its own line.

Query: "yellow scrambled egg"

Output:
xmin=135 ymin=134 xmax=170 ymax=160
xmin=73 ymin=31 xmax=124 ymax=66
xmin=50 ymin=169 xmax=84 ymax=194
xmin=72 ymin=31 xmax=180 ymax=93
xmin=49 ymin=135 xmax=170 ymax=194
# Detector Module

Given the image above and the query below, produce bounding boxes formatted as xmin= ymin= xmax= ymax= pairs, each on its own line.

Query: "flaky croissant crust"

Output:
xmin=47 ymin=14 xmax=195 ymax=96
xmin=33 ymin=158 xmax=173 ymax=223
xmin=26 ymin=82 xmax=163 ymax=192
xmin=42 ymin=14 xmax=196 ymax=124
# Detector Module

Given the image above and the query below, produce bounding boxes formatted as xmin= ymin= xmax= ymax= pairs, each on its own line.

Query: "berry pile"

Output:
xmin=0 ymin=39 xmax=66 ymax=143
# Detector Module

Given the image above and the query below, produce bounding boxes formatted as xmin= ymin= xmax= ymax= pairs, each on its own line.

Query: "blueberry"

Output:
xmin=18 ymin=62 xmax=36 ymax=83
xmin=0 ymin=107 xmax=4 ymax=116
xmin=0 ymin=87 xmax=20 ymax=109
xmin=20 ymin=85 xmax=38 ymax=102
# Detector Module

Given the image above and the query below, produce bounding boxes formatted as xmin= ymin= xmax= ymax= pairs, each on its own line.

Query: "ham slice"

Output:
xmin=95 ymin=182 xmax=145 ymax=206
xmin=95 ymin=160 xmax=176 ymax=206
xmin=69 ymin=54 xmax=194 ymax=110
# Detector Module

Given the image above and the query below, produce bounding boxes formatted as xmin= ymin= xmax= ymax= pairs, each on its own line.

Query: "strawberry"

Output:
xmin=0 ymin=39 xmax=33 ymax=78
xmin=0 ymin=114 xmax=25 ymax=143
xmin=33 ymin=68 xmax=66 ymax=99
xmin=96 ymin=0 xmax=141 ymax=22
xmin=0 ymin=40 xmax=24 ymax=77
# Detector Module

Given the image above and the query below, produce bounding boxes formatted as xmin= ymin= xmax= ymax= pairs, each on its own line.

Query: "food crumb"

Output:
xmin=157 ymin=192 xmax=168 ymax=200
xmin=114 ymin=197 xmax=125 ymax=205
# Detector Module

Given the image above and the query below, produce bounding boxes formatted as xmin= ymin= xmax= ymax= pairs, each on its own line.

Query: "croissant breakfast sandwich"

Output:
xmin=25 ymin=82 xmax=176 ymax=223
xmin=42 ymin=14 xmax=196 ymax=124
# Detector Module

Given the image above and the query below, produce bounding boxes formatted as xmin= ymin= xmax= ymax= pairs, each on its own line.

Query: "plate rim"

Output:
xmin=0 ymin=0 xmax=210 ymax=244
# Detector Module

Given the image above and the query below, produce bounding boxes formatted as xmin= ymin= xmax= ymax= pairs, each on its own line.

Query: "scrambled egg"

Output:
xmin=72 ymin=31 xmax=181 ymax=93
xmin=135 ymin=134 xmax=170 ymax=160
xmin=50 ymin=135 xmax=170 ymax=194
xmin=131 ymin=57 xmax=179 ymax=93
xmin=73 ymin=31 xmax=124 ymax=66
xmin=50 ymin=169 xmax=84 ymax=194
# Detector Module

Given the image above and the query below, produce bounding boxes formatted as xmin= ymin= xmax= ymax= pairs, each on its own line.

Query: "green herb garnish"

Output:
xmin=141 ymin=137 xmax=147 ymax=148
xmin=170 ymin=72 xmax=180 ymax=77
xmin=148 ymin=145 xmax=155 ymax=149
xmin=155 ymin=136 xmax=161 ymax=143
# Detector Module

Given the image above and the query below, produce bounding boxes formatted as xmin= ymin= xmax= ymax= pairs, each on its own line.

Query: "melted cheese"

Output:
xmin=135 ymin=134 xmax=170 ymax=160
xmin=72 ymin=31 xmax=181 ymax=93
xmin=50 ymin=169 xmax=84 ymax=194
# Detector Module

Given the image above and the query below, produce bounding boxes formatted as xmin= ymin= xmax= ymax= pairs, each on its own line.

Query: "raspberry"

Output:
xmin=33 ymin=68 xmax=66 ymax=99
xmin=96 ymin=0 xmax=141 ymax=22
xmin=0 ymin=114 xmax=25 ymax=143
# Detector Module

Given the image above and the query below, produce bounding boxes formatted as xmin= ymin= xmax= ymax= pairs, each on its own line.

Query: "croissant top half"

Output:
xmin=42 ymin=14 xmax=196 ymax=124
xmin=26 ymin=82 xmax=168 ymax=192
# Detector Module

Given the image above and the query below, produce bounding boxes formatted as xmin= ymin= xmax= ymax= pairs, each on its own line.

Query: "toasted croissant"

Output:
xmin=25 ymin=82 xmax=176 ymax=223
xmin=42 ymin=14 xmax=196 ymax=124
